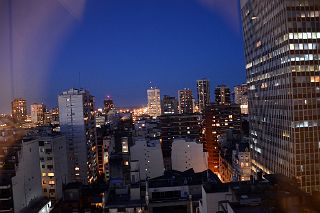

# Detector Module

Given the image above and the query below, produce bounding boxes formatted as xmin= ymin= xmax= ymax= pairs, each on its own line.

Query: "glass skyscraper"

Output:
xmin=241 ymin=0 xmax=320 ymax=193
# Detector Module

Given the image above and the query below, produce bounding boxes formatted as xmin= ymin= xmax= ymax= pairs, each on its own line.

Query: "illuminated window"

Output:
xmin=48 ymin=173 xmax=54 ymax=177
xmin=311 ymin=76 xmax=320 ymax=83
xmin=49 ymin=180 xmax=55 ymax=185
xmin=42 ymin=173 xmax=46 ymax=177
xmin=75 ymin=167 xmax=80 ymax=171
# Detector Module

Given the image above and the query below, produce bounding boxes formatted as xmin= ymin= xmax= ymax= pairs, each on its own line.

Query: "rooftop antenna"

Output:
xmin=8 ymin=0 xmax=15 ymax=99
xmin=78 ymin=71 xmax=81 ymax=89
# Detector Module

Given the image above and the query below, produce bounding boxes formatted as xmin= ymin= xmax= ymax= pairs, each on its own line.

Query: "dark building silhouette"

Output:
xmin=161 ymin=95 xmax=178 ymax=115
xmin=103 ymin=96 xmax=115 ymax=114
xmin=178 ymin=89 xmax=194 ymax=114
xmin=159 ymin=114 xmax=202 ymax=170
xmin=197 ymin=79 xmax=210 ymax=113
xmin=215 ymin=85 xmax=231 ymax=105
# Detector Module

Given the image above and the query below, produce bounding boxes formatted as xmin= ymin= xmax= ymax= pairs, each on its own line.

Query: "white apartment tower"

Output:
xmin=58 ymin=88 xmax=97 ymax=184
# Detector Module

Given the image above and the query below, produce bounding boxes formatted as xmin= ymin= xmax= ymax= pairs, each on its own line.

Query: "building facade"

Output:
xmin=234 ymin=84 xmax=248 ymax=115
xmin=171 ymin=139 xmax=208 ymax=173
xmin=215 ymin=85 xmax=231 ymax=105
xmin=147 ymin=87 xmax=161 ymax=118
xmin=0 ymin=130 xmax=43 ymax=213
xmin=58 ymin=88 xmax=97 ymax=184
xmin=130 ymin=138 xmax=164 ymax=181
xmin=38 ymin=135 xmax=69 ymax=203
xmin=197 ymin=79 xmax=210 ymax=113
xmin=11 ymin=98 xmax=27 ymax=123
xmin=178 ymin=88 xmax=194 ymax=114
xmin=161 ymin=95 xmax=179 ymax=115
xmin=159 ymin=114 xmax=202 ymax=170
xmin=203 ymin=104 xmax=241 ymax=173
xmin=31 ymin=103 xmax=46 ymax=125
xmin=103 ymin=96 xmax=115 ymax=114
xmin=241 ymin=0 xmax=320 ymax=193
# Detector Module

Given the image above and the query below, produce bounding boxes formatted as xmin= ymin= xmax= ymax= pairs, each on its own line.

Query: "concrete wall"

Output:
xmin=171 ymin=139 xmax=207 ymax=173
xmin=130 ymin=138 xmax=164 ymax=180
xmin=199 ymin=187 xmax=230 ymax=213
xmin=12 ymin=140 xmax=42 ymax=212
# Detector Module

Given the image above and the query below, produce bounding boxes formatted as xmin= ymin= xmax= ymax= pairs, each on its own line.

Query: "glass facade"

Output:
xmin=241 ymin=0 xmax=320 ymax=193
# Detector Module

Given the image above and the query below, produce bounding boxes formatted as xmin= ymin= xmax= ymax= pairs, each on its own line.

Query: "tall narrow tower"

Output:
xmin=147 ymin=87 xmax=161 ymax=118
xmin=197 ymin=79 xmax=210 ymax=113
xmin=11 ymin=98 xmax=27 ymax=123
xmin=58 ymin=88 xmax=97 ymax=184
xmin=215 ymin=85 xmax=231 ymax=105
xmin=178 ymin=89 xmax=194 ymax=114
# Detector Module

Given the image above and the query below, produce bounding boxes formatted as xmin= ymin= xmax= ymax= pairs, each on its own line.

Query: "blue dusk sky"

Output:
xmin=0 ymin=0 xmax=245 ymax=112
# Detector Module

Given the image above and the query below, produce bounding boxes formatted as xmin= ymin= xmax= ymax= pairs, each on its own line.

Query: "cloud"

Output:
xmin=197 ymin=0 xmax=240 ymax=33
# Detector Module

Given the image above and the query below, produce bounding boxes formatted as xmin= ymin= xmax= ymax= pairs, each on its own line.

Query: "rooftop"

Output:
xmin=148 ymin=169 xmax=221 ymax=188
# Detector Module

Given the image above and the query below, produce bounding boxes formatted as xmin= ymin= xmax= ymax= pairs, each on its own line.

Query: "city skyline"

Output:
xmin=1 ymin=0 xmax=320 ymax=212
xmin=0 ymin=0 xmax=245 ymax=113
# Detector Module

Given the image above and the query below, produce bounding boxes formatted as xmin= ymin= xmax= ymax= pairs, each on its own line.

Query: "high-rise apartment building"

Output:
xmin=31 ymin=103 xmax=46 ymax=125
xmin=38 ymin=135 xmax=68 ymax=203
xmin=147 ymin=87 xmax=161 ymax=118
xmin=58 ymin=88 xmax=97 ymax=184
xmin=203 ymin=104 xmax=241 ymax=173
xmin=0 ymin=130 xmax=43 ymax=213
xmin=11 ymin=98 xmax=27 ymax=122
xmin=234 ymin=84 xmax=248 ymax=115
xmin=103 ymin=96 xmax=115 ymax=114
xmin=161 ymin=95 xmax=178 ymax=115
xmin=215 ymin=85 xmax=231 ymax=105
xmin=197 ymin=79 xmax=210 ymax=113
xmin=178 ymin=88 xmax=194 ymax=114
xmin=241 ymin=0 xmax=320 ymax=193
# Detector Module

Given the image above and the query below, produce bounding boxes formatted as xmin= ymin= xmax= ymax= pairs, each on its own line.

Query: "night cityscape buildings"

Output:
xmin=197 ymin=79 xmax=210 ymax=113
xmin=147 ymin=87 xmax=161 ymax=118
xmin=178 ymin=88 xmax=194 ymax=114
xmin=159 ymin=113 xmax=202 ymax=170
xmin=103 ymin=96 xmax=115 ymax=114
xmin=161 ymin=95 xmax=179 ymax=115
xmin=203 ymin=103 xmax=242 ymax=173
xmin=11 ymin=98 xmax=27 ymax=123
xmin=58 ymin=88 xmax=97 ymax=184
xmin=1 ymin=0 xmax=320 ymax=212
xmin=241 ymin=0 xmax=320 ymax=193
xmin=31 ymin=103 xmax=46 ymax=125
xmin=215 ymin=85 xmax=231 ymax=105
xmin=234 ymin=84 xmax=248 ymax=115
